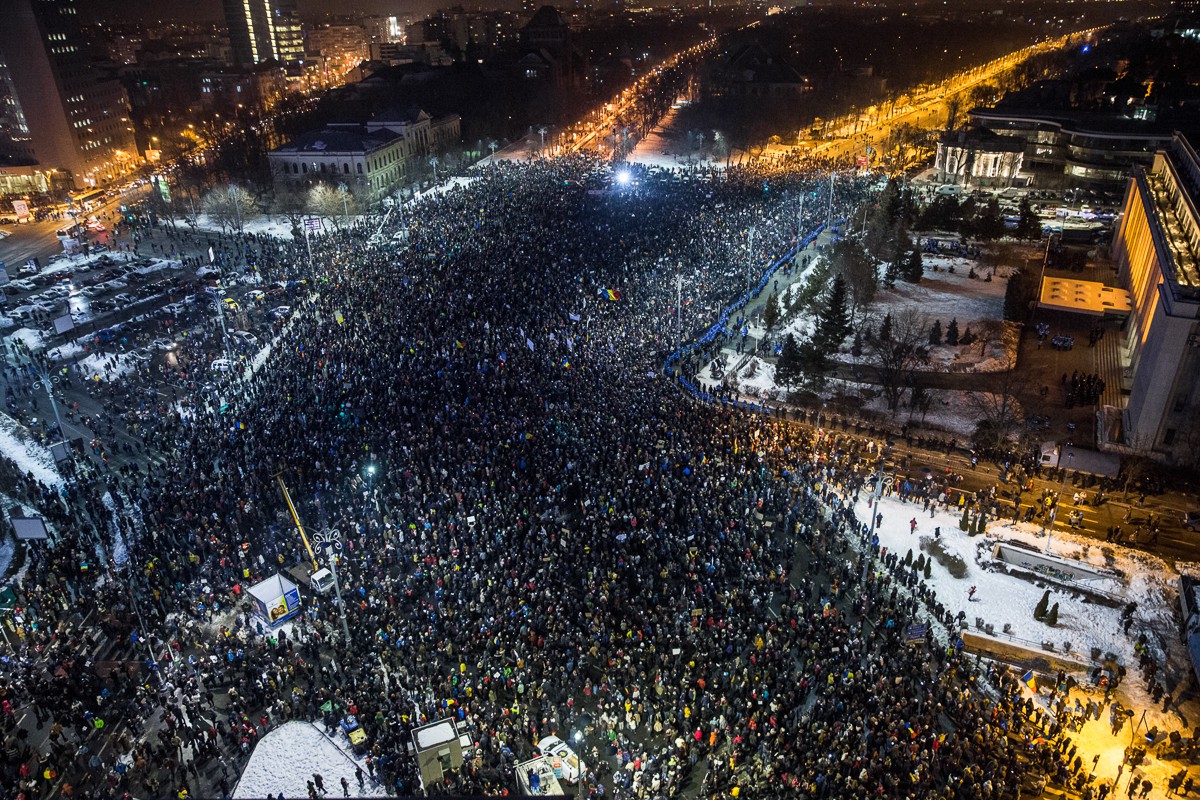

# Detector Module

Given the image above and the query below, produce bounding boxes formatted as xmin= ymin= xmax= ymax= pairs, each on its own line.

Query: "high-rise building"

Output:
xmin=271 ymin=0 xmax=305 ymax=68
xmin=1105 ymin=133 xmax=1200 ymax=464
xmin=0 ymin=0 xmax=138 ymax=190
xmin=225 ymin=0 xmax=273 ymax=66
xmin=224 ymin=0 xmax=303 ymax=67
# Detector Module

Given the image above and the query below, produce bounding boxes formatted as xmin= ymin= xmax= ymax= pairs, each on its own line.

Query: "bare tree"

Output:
xmin=966 ymin=368 xmax=1032 ymax=450
xmin=144 ymin=189 xmax=179 ymax=231
xmin=271 ymin=184 xmax=310 ymax=239
xmin=307 ymin=183 xmax=360 ymax=229
xmin=944 ymin=96 xmax=963 ymax=132
xmin=203 ymin=184 xmax=259 ymax=234
xmin=867 ymin=309 xmax=930 ymax=413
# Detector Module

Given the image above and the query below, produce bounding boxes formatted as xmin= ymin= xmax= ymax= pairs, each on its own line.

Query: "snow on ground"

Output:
xmin=46 ymin=339 xmax=87 ymax=361
xmin=78 ymin=351 xmax=141 ymax=381
xmin=234 ymin=720 xmax=388 ymax=799
xmin=877 ymin=255 xmax=1008 ymax=328
xmin=6 ymin=327 xmax=46 ymax=352
xmin=0 ymin=413 xmax=63 ymax=487
xmin=628 ymin=103 xmax=729 ymax=171
xmin=192 ymin=214 xmax=296 ymax=240
xmin=859 ymin=387 xmax=1022 ymax=438
xmin=414 ymin=175 xmax=478 ymax=199
xmin=863 ymin=493 xmax=1196 ymax=793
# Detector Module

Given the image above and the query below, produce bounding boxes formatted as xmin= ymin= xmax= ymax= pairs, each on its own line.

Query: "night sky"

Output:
xmin=88 ymin=0 xmax=457 ymax=23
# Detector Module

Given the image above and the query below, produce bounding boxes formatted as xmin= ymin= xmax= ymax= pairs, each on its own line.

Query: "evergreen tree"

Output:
xmin=1004 ymin=269 xmax=1039 ymax=322
xmin=774 ymin=334 xmax=802 ymax=389
xmin=1045 ymin=602 xmax=1060 ymax=627
xmin=851 ymin=330 xmax=863 ymax=358
xmin=1034 ymin=590 xmax=1050 ymax=620
xmin=974 ymin=512 xmax=987 ymax=535
xmin=885 ymin=257 xmax=901 ymax=285
xmin=763 ymin=292 xmax=780 ymax=331
xmin=928 ymin=319 xmax=943 ymax=346
xmin=1017 ymin=197 xmax=1042 ymax=241
xmin=815 ymin=274 xmax=851 ymax=352
xmin=975 ymin=197 xmax=1006 ymax=241
xmin=959 ymin=326 xmax=975 ymax=346
xmin=796 ymin=336 xmax=832 ymax=387
xmin=959 ymin=508 xmax=971 ymax=531
xmin=923 ymin=559 xmax=932 ymax=580
xmin=904 ymin=548 xmax=913 ymax=567
xmin=915 ymin=554 xmax=926 ymax=571
xmin=946 ymin=318 xmax=960 ymax=346
xmin=903 ymin=248 xmax=923 ymax=283
xmin=879 ymin=312 xmax=893 ymax=342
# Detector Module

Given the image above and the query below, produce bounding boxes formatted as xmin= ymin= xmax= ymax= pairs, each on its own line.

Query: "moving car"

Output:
xmin=149 ymin=338 xmax=179 ymax=352
xmin=269 ymin=305 xmax=291 ymax=320
xmin=1185 ymin=511 xmax=1200 ymax=532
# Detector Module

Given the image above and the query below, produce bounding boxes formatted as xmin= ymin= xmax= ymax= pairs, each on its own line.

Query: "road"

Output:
xmin=0 ymin=185 xmax=150 ymax=273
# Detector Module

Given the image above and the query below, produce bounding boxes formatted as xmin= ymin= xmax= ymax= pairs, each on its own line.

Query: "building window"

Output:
xmin=343 ymin=163 xmax=350 ymax=173
xmin=1163 ymin=428 xmax=1177 ymax=446
xmin=356 ymin=163 xmax=363 ymax=174
xmin=292 ymin=163 xmax=299 ymax=174
xmin=302 ymin=163 xmax=308 ymax=173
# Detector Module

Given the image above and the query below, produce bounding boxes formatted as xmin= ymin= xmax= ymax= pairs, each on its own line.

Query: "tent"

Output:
xmin=246 ymin=573 xmax=302 ymax=627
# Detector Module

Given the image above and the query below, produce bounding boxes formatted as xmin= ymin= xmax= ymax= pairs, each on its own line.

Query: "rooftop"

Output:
xmin=272 ymin=126 xmax=401 ymax=155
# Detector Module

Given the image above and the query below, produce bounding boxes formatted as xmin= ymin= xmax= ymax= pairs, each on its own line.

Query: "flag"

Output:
xmin=1022 ymin=670 xmax=1037 ymax=691
xmin=456 ymin=340 xmax=465 ymax=349
xmin=569 ymin=313 xmax=580 ymax=322
xmin=526 ymin=338 xmax=535 ymax=352
xmin=207 ymin=246 xmax=215 ymax=264
xmin=498 ymin=352 xmax=506 ymax=363
xmin=606 ymin=288 xmax=621 ymax=301
xmin=562 ymin=359 xmax=570 ymax=369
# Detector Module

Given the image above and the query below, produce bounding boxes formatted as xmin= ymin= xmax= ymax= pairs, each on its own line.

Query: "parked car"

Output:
xmin=1185 ymin=511 xmax=1200 ymax=532
xmin=535 ymin=736 xmax=581 ymax=783
xmin=269 ymin=305 xmax=291 ymax=320
xmin=149 ymin=338 xmax=178 ymax=352
xmin=211 ymin=358 xmax=235 ymax=373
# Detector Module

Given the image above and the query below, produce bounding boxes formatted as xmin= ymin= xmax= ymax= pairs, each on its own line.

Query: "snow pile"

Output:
xmin=0 ymin=413 xmax=63 ymax=487
xmin=6 ymin=328 xmax=46 ymax=352
xmin=233 ymin=721 xmax=388 ymax=799
xmin=628 ymin=103 xmax=729 ymax=171
xmin=78 ymin=352 xmax=141 ymax=381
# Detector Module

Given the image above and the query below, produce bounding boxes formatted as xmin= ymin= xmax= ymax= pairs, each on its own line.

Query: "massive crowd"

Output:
xmin=0 ymin=158 xmax=1158 ymax=800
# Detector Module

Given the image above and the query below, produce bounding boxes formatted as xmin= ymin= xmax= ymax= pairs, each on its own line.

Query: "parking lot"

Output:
xmin=0 ymin=225 xmax=308 ymax=438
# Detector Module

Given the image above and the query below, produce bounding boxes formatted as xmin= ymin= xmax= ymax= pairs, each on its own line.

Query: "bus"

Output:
xmin=69 ymin=188 xmax=105 ymax=211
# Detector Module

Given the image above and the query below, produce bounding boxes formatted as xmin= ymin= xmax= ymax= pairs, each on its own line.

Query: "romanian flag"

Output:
xmin=456 ymin=340 xmax=465 ymax=349
xmin=1022 ymin=670 xmax=1037 ymax=691
xmin=606 ymin=288 xmax=622 ymax=301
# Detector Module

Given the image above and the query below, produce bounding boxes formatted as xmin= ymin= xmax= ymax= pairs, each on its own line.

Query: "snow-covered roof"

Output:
xmin=1039 ymin=277 xmax=1133 ymax=317
xmin=412 ymin=719 xmax=458 ymax=750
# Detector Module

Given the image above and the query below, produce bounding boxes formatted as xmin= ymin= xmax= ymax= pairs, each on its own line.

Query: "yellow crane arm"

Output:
xmin=277 ymin=475 xmax=319 ymax=573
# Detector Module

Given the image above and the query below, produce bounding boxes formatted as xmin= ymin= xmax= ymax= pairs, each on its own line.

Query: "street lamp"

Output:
xmin=29 ymin=363 xmax=70 ymax=454
xmin=337 ymin=182 xmax=349 ymax=225
xmin=311 ymin=527 xmax=353 ymax=646
xmin=863 ymin=460 xmax=895 ymax=588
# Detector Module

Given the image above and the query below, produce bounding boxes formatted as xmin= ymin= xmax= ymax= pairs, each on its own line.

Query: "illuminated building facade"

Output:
xmin=0 ymin=0 xmax=137 ymax=190
xmin=1106 ymin=134 xmax=1200 ymax=463
xmin=224 ymin=0 xmax=303 ymax=68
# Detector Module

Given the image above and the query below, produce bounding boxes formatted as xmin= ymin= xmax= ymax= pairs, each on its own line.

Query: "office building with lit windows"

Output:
xmin=224 ymin=0 xmax=304 ymax=68
xmin=1105 ymin=133 xmax=1200 ymax=464
xmin=0 ymin=0 xmax=138 ymax=191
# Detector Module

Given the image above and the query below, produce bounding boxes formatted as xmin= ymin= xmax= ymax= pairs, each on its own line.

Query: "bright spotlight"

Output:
xmin=615 ymin=169 xmax=632 ymax=186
